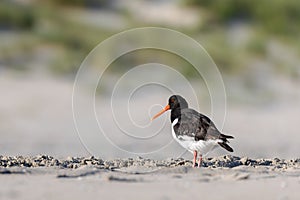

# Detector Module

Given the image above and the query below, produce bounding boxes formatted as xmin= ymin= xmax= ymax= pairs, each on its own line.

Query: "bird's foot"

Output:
xmin=192 ymin=150 xmax=197 ymax=167
xmin=197 ymin=154 xmax=203 ymax=168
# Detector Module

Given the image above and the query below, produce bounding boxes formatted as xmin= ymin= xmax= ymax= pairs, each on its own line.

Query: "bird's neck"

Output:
xmin=171 ymin=108 xmax=181 ymax=123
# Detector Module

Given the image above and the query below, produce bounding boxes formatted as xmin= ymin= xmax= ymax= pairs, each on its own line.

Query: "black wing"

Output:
xmin=173 ymin=108 xmax=234 ymax=152
xmin=173 ymin=108 xmax=219 ymax=140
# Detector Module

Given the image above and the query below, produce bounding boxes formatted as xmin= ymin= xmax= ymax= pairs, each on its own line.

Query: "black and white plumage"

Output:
xmin=152 ymin=95 xmax=234 ymax=168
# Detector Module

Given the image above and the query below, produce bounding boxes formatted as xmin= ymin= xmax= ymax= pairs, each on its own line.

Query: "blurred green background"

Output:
xmin=1 ymin=0 xmax=300 ymax=77
xmin=0 ymin=0 xmax=299 ymax=158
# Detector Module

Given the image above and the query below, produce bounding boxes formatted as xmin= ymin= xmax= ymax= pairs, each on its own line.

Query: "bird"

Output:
xmin=151 ymin=95 xmax=234 ymax=168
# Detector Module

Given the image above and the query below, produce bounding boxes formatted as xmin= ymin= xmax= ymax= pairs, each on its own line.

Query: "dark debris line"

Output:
xmin=0 ymin=155 xmax=299 ymax=169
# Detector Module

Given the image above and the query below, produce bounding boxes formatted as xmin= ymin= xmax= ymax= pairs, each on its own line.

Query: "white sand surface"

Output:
xmin=0 ymin=165 xmax=299 ymax=200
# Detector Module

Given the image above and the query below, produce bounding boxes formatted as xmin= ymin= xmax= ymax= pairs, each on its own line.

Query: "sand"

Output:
xmin=0 ymin=155 xmax=299 ymax=200
xmin=1 ymin=71 xmax=300 ymax=200
xmin=1 ymin=71 xmax=300 ymax=159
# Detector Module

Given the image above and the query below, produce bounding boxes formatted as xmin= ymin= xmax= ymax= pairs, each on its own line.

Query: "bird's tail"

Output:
xmin=220 ymin=133 xmax=234 ymax=140
xmin=218 ymin=142 xmax=234 ymax=152
xmin=218 ymin=133 xmax=234 ymax=152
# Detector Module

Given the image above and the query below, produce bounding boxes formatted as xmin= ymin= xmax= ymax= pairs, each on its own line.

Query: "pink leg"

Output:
xmin=197 ymin=154 xmax=203 ymax=168
xmin=193 ymin=150 xmax=197 ymax=167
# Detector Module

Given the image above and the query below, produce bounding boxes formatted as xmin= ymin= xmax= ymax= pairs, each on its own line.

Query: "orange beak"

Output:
xmin=151 ymin=105 xmax=170 ymax=120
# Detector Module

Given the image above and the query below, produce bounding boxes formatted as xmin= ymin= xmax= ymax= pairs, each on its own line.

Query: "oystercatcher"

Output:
xmin=151 ymin=95 xmax=234 ymax=167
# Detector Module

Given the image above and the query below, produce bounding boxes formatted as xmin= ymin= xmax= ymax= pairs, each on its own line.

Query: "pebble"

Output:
xmin=0 ymin=155 xmax=299 ymax=169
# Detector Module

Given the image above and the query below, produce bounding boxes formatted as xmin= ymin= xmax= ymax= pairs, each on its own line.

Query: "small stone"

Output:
xmin=66 ymin=156 xmax=73 ymax=161
xmin=240 ymin=157 xmax=248 ymax=165
xmin=39 ymin=160 xmax=46 ymax=166
xmin=176 ymin=161 xmax=185 ymax=166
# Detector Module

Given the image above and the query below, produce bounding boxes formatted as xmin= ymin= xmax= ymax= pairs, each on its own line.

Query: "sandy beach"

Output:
xmin=0 ymin=155 xmax=299 ymax=200
xmin=0 ymin=71 xmax=300 ymax=199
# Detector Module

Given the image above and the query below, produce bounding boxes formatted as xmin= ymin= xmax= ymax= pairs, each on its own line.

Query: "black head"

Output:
xmin=168 ymin=95 xmax=188 ymax=110
xmin=151 ymin=95 xmax=188 ymax=121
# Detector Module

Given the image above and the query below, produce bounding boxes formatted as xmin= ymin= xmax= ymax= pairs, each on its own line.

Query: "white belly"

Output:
xmin=171 ymin=118 xmax=221 ymax=155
